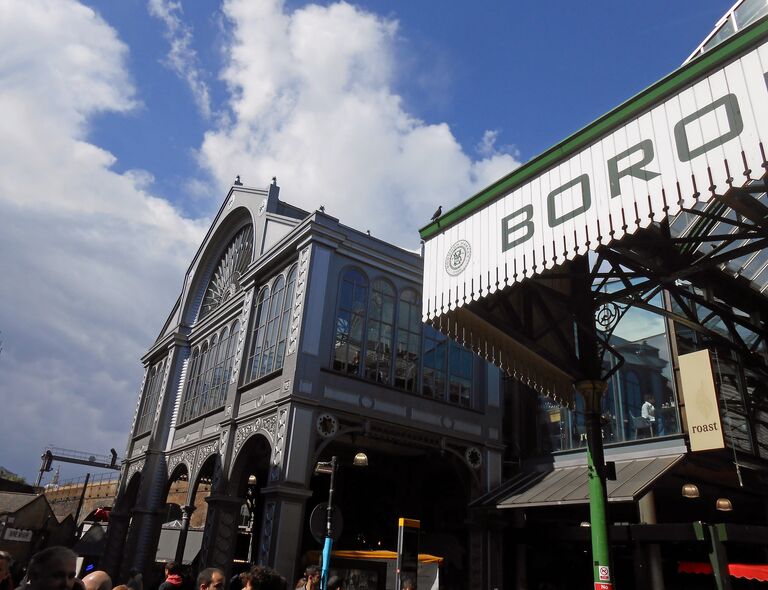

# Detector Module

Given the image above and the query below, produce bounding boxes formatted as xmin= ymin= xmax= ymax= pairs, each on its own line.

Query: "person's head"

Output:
xmin=125 ymin=570 xmax=142 ymax=590
xmin=240 ymin=566 xmax=286 ymax=590
xmin=198 ymin=568 xmax=225 ymax=590
xmin=645 ymin=394 xmax=654 ymax=403
xmin=326 ymin=576 xmax=343 ymax=590
xmin=27 ymin=546 xmax=77 ymax=590
xmin=0 ymin=551 xmax=12 ymax=581
xmin=402 ymin=578 xmax=415 ymax=590
xmin=165 ymin=563 xmax=182 ymax=577
xmin=81 ymin=571 xmax=112 ymax=590
xmin=303 ymin=567 xmax=319 ymax=588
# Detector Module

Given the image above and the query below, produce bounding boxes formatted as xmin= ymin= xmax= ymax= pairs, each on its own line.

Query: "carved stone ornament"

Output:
xmin=465 ymin=447 xmax=483 ymax=470
xmin=126 ymin=459 xmax=145 ymax=481
xmin=168 ymin=448 xmax=196 ymax=477
xmin=316 ymin=413 xmax=339 ymax=438
xmin=287 ymin=247 xmax=310 ymax=356
xmin=196 ymin=440 xmax=219 ymax=471
xmin=233 ymin=413 xmax=278 ymax=457
xmin=270 ymin=409 xmax=288 ymax=481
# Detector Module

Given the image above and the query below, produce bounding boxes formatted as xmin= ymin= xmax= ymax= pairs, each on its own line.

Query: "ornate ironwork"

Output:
xmin=199 ymin=224 xmax=253 ymax=320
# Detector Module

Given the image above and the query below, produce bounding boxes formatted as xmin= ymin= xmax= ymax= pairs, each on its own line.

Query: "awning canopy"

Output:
xmin=420 ymin=15 xmax=768 ymax=400
xmin=679 ymin=561 xmax=768 ymax=582
xmin=495 ymin=455 xmax=683 ymax=509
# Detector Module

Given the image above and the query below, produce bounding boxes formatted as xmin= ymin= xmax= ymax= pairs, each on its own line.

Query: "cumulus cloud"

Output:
xmin=0 ymin=0 xmax=204 ymax=480
xmin=200 ymin=0 xmax=520 ymax=248
xmin=148 ymin=0 xmax=213 ymax=118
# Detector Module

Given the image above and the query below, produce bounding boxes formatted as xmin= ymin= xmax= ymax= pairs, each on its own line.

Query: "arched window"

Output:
xmin=261 ymin=275 xmax=286 ymax=377
xmin=199 ymin=334 xmax=219 ymax=414
xmin=180 ymin=347 xmax=201 ymax=423
xmin=244 ymin=265 xmax=298 ymax=384
xmin=333 ymin=268 xmax=368 ymax=375
xmin=208 ymin=327 xmax=229 ymax=411
xmin=246 ymin=286 xmax=270 ymax=382
xmin=395 ymin=290 xmax=421 ymax=392
xmin=136 ymin=360 xmax=165 ymax=435
xmin=199 ymin=224 xmax=253 ymax=321
xmin=365 ymin=280 xmax=395 ymax=384
xmin=190 ymin=341 xmax=210 ymax=419
xmin=275 ymin=266 xmax=297 ymax=370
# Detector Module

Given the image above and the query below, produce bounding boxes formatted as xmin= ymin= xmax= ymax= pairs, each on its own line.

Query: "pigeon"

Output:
xmin=431 ymin=205 xmax=442 ymax=221
xmin=234 ymin=175 xmax=243 ymax=186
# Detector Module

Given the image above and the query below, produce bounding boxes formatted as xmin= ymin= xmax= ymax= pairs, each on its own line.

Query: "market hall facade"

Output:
xmin=100 ymin=180 xmax=505 ymax=587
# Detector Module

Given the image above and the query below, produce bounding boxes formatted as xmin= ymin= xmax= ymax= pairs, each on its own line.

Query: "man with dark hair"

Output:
xmin=157 ymin=563 xmax=183 ymax=590
xmin=197 ymin=569 xmax=225 ymax=590
xmin=240 ymin=566 xmax=286 ymax=590
xmin=26 ymin=546 xmax=77 ymax=590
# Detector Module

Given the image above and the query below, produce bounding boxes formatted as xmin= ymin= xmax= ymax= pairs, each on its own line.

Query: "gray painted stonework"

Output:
xmin=103 ymin=181 xmax=504 ymax=588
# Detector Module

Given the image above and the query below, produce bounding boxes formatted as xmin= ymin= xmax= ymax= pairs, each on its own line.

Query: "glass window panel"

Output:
xmin=395 ymin=291 xmax=421 ymax=392
xmin=716 ymin=359 xmax=753 ymax=453
xmin=745 ymin=369 xmax=768 ymax=460
xmin=246 ymin=286 xmax=270 ymax=382
xmin=364 ymin=280 xmax=395 ymax=384
xmin=735 ymin=0 xmax=768 ymax=28
xmin=332 ymin=269 xmax=368 ymax=375
xmin=136 ymin=360 xmax=165 ymax=435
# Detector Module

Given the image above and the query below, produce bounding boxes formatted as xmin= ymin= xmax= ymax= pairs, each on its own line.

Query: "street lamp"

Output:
xmin=245 ymin=474 xmax=259 ymax=564
xmin=315 ymin=453 xmax=368 ymax=590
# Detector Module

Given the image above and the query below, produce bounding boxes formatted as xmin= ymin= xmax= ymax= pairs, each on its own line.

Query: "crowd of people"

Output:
xmin=0 ymin=549 xmax=347 ymax=590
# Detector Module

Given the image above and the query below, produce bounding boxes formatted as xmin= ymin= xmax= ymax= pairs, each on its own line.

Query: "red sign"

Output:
xmin=594 ymin=583 xmax=613 ymax=590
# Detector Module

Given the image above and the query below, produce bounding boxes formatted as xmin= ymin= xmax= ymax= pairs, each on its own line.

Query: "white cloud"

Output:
xmin=200 ymin=0 xmax=520 ymax=248
xmin=0 ymin=0 xmax=205 ymax=480
xmin=148 ymin=0 xmax=213 ymax=119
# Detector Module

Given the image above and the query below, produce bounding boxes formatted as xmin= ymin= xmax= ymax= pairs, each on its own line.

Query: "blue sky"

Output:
xmin=0 ymin=0 xmax=731 ymax=483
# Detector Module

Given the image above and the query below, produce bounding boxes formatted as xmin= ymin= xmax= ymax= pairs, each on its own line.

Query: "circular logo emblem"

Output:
xmin=445 ymin=240 xmax=471 ymax=276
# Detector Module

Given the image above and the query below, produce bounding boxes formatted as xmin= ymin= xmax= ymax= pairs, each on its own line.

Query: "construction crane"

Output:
xmin=36 ymin=447 xmax=120 ymax=487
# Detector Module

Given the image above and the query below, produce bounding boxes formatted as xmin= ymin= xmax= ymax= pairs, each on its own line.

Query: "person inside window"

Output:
xmin=641 ymin=394 xmax=656 ymax=433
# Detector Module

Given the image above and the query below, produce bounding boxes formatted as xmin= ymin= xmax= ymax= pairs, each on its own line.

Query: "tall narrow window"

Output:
xmin=422 ymin=327 xmax=447 ymax=401
xmin=136 ymin=360 xmax=165 ymax=435
xmin=365 ymin=280 xmax=395 ymax=384
xmin=422 ymin=326 xmax=473 ymax=407
xmin=246 ymin=286 xmax=270 ymax=382
xmin=209 ymin=326 xmax=229 ymax=409
xmin=275 ymin=266 xmax=297 ymax=370
xmin=333 ymin=269 xmax=368 ymax=375
xmin=181 ymin=347 xmax=201 ymax=422
xmin=261 ymin=276 xmax=285 ymax=377
xmin=244 ymin=265 xmax=297 ymax=384
xmin=395 ymin=290 xmax=421 ymax=392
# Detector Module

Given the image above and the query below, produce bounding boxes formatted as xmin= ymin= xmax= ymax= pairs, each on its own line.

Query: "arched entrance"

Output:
xmin=228 ymin=433 xmax=272 ymax=571
xmin=301 ymin=440 xmax=473 ymax=590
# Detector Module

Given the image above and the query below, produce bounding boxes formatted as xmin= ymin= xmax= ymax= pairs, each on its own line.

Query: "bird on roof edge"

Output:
xmin=431 ymin=205 xmax=442 ymax=222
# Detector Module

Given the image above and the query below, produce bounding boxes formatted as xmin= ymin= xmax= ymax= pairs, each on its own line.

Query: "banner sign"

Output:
xmin=3 ymin=527 xmax=33 ymax=542
xmin=422 ymin=26 xmax=768 ymax=323
xmin=679 ymin=350 xmax=725 ymax=452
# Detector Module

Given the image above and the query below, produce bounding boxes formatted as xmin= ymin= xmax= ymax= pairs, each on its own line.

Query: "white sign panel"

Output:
xmin=423 ymin=36 xmax=768 ymax=321
xmin=679 ymin=350 xmax=725 ymax=452
xmin=3 ymin=527 xmax=33 ymax=542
